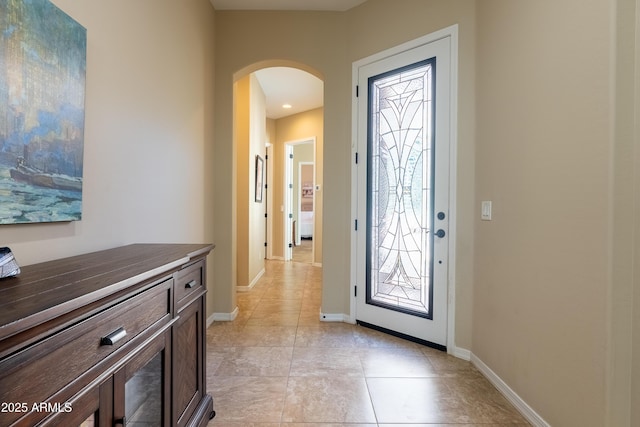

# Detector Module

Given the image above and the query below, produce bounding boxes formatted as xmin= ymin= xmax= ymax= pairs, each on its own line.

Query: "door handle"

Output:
xmin=435 ymin=229 xmax=446 ymax=238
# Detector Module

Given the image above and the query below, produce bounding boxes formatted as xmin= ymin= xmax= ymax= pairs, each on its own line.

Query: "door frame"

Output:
xmin=283 ymin=137 xmax=316 ymax=261
xmin=350 ymin=25 xmax=459 ymax=352
xmin=265 ymin=142 xmax=273 ymax=259
xmin=297 ymin=161 xmax=315 ymax=247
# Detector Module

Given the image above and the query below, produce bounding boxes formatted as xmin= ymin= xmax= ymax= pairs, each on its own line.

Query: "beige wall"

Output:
xmin=235 ymin=77 xmax=250 ymax=286
xmin=1 ymin=0 xmax=216 ymax=298
xmin=629 ymin=1 xmax=640 ymax=425
xmin=474 ymin=0 xmax=629 ymax=425
xmin=612 ymin=0 xmax=639 ymax=424
xmin=248 ymin=74 xmax=267 ymax=282
xmin=235 ymin=74 xmax=267 ymax=288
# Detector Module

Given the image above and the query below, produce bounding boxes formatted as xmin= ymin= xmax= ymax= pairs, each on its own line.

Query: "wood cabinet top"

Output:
xmin=0 ymin=243 xmax=213 ymax=342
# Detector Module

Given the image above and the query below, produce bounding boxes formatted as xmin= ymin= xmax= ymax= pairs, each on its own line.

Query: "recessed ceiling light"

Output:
xmin=282 ymin=104 xmax=292 ymax=109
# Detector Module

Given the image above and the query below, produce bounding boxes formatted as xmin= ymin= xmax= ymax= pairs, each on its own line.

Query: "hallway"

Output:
xmin=206 ymin=260 xmax=529 ymax=426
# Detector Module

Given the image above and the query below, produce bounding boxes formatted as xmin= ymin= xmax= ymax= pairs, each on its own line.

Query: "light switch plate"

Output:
xmin=481 ymin=201 xmax=492 ymax=221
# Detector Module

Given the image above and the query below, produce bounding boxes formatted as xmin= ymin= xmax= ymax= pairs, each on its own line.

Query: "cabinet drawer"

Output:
xmin=174 ymin=260 xmax=204 ymax=309
xmin=0 ymin=279 xmax=172 ymax=426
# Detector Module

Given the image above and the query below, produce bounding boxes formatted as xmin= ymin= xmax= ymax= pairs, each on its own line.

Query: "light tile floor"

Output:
xmin=206 ymin=260 xmax=530 ymax=426
xmin=292 ymin=239 xmax=313 ymax=264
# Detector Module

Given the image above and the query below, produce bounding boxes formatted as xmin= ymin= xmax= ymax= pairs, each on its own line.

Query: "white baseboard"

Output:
xmin=450 ymin=345 xmax=471 ymax=361
xmin=237 ymin=268 xmax=265 ymax=292
xmin=471 ymin=353 xmax=550 ymax=427
xmin=319 ymin=312 xmax=353 ymax=322
xmin=207 ymin=306 xmax=239 ymax=326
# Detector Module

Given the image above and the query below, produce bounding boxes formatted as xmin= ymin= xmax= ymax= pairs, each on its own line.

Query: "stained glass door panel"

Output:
xmin=367 ymin=59 xmax=434 ymax=319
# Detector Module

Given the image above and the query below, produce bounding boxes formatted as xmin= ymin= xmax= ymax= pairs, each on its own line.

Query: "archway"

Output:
xmin=233 ymin=61 xmax=324 ymax=293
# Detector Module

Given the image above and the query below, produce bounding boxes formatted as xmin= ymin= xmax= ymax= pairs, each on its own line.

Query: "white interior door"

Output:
xmin=355 ymin=35 xmax=451 ymax=348
xmin=284 ymin=145 xmax=293 ymax=261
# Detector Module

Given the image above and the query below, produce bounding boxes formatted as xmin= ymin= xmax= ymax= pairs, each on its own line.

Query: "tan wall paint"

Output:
xmin=234 ymin=74 xmax=267 ymax=288
xmin=631 ymin=1 xmax=640 ymax=424
xmin=266 ymin=118 xmax=277 ymax=261
xmin=474 ymin=1 xmax=615 ymax=425
xmin=1 ymin=0 xmax=216 ymax=305
xmin=248 ymin=74 xmax=267 ymax=281
xmin=235 ymin=77 xmax=250 ymax=287
xmin=610 ymin=0 xmax=638 ymax=424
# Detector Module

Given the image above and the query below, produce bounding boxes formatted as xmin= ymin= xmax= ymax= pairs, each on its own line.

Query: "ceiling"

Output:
xmin=211 ymin=0 xmax=366 ymax=11
xmin=254 ymin=68 xmax=323 ymax=119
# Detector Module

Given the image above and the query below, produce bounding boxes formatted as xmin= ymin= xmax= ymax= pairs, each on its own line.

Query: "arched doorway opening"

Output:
xmin=233 ymin=61 xmax=324 ymax=292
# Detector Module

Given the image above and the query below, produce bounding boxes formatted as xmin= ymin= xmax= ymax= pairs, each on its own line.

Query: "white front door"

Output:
xmin=354 ymin=33 xmax=453 ymax=348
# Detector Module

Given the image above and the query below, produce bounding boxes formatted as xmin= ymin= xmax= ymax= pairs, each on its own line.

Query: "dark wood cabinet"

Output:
xmin=172 ymin=260 xmax=210 ymax=427
xmin=0 ymin=244 xmax=214 ymax=427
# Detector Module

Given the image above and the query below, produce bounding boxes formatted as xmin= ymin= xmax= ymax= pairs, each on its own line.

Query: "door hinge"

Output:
xmin=355 ymin=219 xmax=358 ymax=231
xmin=356 ymin=85 xmax=359 ymax=97
xmin=354 ymin=286 xmax=357 ymax=297
xmin=264 ymin=242 xmax=267 ymax=247
xmin=289 ymin=153 xmax=294 ymax=159
xmin=355 ymin=152 xmax=359 ymax=164
xmin=289 ymin=243 xmax=293 ymax=248
xmin=289 ymin=213 xmax=293 ymax=219
xmin=264 ymin=213 xmax=268 ymax=218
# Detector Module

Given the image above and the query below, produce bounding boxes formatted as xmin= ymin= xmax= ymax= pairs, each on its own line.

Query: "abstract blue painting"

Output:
xmin=0 ymin=0 xmax=86 ymax=224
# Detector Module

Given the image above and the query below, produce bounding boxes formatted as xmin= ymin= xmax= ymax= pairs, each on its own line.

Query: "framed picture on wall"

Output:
xmin=0 ymin=0 xmax=87 ymax=224
xmin=255 ymin=155 xmax=264 ymax=203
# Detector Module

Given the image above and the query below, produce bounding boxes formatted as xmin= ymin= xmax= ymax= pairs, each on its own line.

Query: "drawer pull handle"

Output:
xmin=185 ymin=280 xmax=197 ymax=289
xmin=101 ymin=327 xmax=127 ymax=346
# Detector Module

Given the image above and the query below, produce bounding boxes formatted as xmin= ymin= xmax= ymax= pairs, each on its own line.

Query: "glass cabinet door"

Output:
xmin=114 ymin=330 xmax=171 ymax=427
xmin=124 ymin=352 xmax=163 ymax=426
